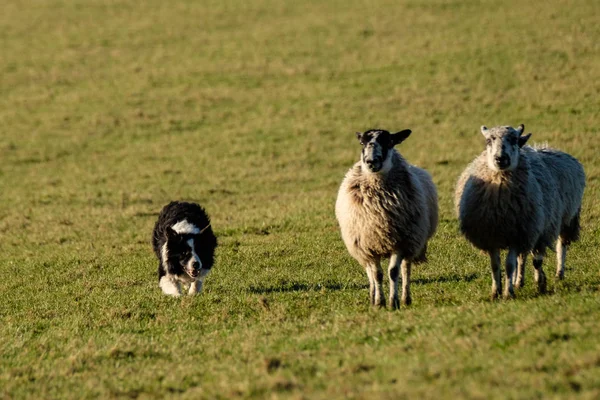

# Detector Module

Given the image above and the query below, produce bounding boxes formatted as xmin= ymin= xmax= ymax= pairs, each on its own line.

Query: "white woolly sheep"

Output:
xmin=455 ymin=124 xmax=585 ymax=298
xmin=335 ymin=129 xmax=438 ymax=309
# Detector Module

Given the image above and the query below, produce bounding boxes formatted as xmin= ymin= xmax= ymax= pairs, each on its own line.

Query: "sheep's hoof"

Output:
xmin=389 ymin=297 xmax=400 ymax=310
xmin=401 ymin=296 xmax=412 ymax=306
xmin=373 ymin=297 xmax=386 ymax=308
xmin=555 ymin=270 xmax=565 ymax=280
xmin=514 ymin=278 xmax=525 ymax=289
xmin=503 ymin=289 xmax=515 ymax=300
xmin=537 ymin=274 xmax=547 ymax=294
xmin=490 ymin=290 xmax=501 ymax=301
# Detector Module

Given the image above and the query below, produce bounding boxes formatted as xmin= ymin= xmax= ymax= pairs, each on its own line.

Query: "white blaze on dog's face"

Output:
xmin=181 ymin=238 xmax=202 ymax=279
xmin=356 ymin=129 xmax=412 ymax=174
xmin=167 ymin=219 xmax=203 ymax=279
xmin=480 ymin=124 xmax=531 ymax=172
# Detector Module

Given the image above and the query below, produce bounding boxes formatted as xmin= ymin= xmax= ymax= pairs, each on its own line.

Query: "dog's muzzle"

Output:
xmin=186 ymin=260 xmax=201 ymax=278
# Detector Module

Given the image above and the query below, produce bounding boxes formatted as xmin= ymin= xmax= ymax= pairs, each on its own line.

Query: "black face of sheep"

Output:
xmin=480 ymin=124 xmax=532 ymax=172
xmin=355 ymin=129 xmax=412 ymax=173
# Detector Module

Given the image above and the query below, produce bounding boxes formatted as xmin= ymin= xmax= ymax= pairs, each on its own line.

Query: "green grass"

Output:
xmin=1 ymin=0 xmax=600 ymax=398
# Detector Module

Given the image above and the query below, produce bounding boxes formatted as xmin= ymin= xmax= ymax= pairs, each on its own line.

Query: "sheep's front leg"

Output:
xmin=388 ymin=253 xmax=401 ymax=310
xmin=400 ymin=259 xmax=412 ymax=306
xmin=555 ymin=239 xmax=567 ymax=280
xmin=514 ymin=253 xmax=527 ymax=289
xmin=533 ymin=251 xmax=547 ymax=294
xmin=504 ymin=249 xmax=517 ymax=299
xmin=365 ymin=266 xmax=375 ymax=305
xmin=366 ymin=260 xmax=385 ymax=308
xmin=489 ymin=249 xmax=502 ymax=299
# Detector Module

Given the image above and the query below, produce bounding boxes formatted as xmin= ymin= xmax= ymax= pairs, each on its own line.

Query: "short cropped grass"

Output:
xmin=1 ymin=0 xmax=599 ymax=398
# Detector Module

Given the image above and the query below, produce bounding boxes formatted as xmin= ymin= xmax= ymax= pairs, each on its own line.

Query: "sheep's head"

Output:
xmin=355 ymin=129 xmax=411 ymax=173
xmin=480 ymin=124 xmax=531 ymax=172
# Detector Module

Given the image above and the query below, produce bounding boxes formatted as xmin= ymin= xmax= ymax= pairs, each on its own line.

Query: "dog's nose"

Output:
xmin=192 ymin=261 xmax=200 ymax=269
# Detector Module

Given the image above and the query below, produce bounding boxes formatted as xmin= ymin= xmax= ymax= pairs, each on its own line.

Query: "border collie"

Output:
xmin=152 ymin=201 xmax=217 ymax=296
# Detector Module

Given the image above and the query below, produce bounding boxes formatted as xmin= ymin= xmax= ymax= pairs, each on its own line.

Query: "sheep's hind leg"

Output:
xmin=533 ymin=251 xmax=547 ymax=294
xmin=555 ymin=239 xmax=567 ymax=280
xmin=401 ymin=259 xmax=412 ymax=306
xmin=514 ymin=253 xmax=527 ymax=289
xmin=489 ymin=249 xmax=502 ymax=300
xmin=504 ymin=249 xmax=517 ymax=299
xmin=388 ymin=253 xmax=401 ymax=310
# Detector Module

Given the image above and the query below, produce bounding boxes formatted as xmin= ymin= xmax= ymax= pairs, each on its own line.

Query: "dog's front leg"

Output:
xmin=188 ymin=269 xmax=211 ymax=295
xmin=188 ymin=280 xmax=203 ymax=295
xmin=159 ymin=275 xmax=181 ymax=296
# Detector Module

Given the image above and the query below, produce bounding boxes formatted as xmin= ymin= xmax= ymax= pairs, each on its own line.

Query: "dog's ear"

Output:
xmin=165 ymin=227 xmax=178 ymax=241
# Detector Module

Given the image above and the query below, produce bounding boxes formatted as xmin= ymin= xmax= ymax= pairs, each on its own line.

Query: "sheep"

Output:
xmin=335 ymin=129 xmax=438 ymax=309
xmin=455 ymin=124 xmax=585 ymax=299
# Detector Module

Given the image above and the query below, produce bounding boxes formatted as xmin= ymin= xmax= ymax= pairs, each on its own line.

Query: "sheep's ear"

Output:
xmin=518 ymin=133 xmax=532 ymax=148
xmin=515 ymin=124 xmax=525 ymax=135
xmin=355 ymin=132 xmax=363 ymax=143
xmin=390 ymin=129 xmax=411 ymax=146
xmin=480 ymin=125 xmax=489 ymax=138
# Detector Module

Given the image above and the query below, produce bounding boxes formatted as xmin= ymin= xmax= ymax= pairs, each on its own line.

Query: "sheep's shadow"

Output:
xmin=412 ymin=272 xmax=479 ymax=285
xmin=247 ymin=273 xmax=479 ymax=294
xmin=247 ymin=282 xmax=366 ymax=294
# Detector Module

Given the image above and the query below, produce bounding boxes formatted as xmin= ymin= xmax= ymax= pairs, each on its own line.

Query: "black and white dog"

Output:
xmin=152 ymin=201 xmax=217 ymax=296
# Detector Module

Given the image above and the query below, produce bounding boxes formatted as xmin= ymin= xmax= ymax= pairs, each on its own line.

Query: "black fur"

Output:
xmin=560 ymin=208 xmax=581 ymax=245
xmin=152 ymin=201 xmax=217 ymax=280
xmin=357 ymin=129 xmax=412 ymax=170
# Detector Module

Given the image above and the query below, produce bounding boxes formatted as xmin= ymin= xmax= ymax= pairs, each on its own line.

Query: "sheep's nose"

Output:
xmin=495 ymin=155 xmax=510 ymax=167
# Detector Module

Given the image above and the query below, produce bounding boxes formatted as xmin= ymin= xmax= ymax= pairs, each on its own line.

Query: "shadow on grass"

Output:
xmin=248 ymin=273 xmax=479 ymax=294
xmin=412 ymin=272 xmax=479 ymax=285
xmin=133 ymin=211 xmax=159 ymax=217
xmin=248 ymin=281 xmax=366 ymax=294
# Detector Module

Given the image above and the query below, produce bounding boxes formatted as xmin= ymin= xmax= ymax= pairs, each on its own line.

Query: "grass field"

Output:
xmin=1 ymin=0 xmax=600 ymax=398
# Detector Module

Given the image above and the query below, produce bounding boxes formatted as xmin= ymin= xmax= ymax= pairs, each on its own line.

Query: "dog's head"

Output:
xmin=164 ymin=227 xmax=203 ymax=279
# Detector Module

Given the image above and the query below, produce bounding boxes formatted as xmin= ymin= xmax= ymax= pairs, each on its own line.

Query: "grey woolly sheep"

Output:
xmin=335 ymin=129 xmax=438 ymax=309
xmin=455 ymin=124 xmax=585 ymax=299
